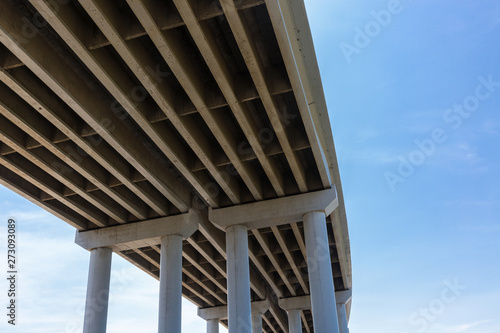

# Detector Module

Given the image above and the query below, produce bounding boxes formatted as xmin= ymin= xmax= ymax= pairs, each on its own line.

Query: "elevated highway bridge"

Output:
xmin=0 ymin=0 xmax=352 ymax=332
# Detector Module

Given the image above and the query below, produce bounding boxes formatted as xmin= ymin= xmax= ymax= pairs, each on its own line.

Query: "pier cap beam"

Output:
xmin=279 ymin=290 xmax=352 ymax=311
xmin=279 ymin=295 xmax=311 ymax=311
xmin=75 ymin=209 xmax=200 ymax=250
xmin=335 ymin=289 xmax=352 ymax=304
xmin=198 ymin=300 xmax=271 ymax=321
xmin=209 ymin=188 xmax=338 ymax=230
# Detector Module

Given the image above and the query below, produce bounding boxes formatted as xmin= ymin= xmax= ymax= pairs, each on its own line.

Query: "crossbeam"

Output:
xmin=75 ymin=209 xmax=200 ymax=250
xmin=209 ymin=187 xmax=338 ymax=230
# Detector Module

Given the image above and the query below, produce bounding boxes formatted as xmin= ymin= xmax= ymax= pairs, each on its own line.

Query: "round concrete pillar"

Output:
xmin=83 ymin=247 xmax=112 ymax=333
xmin=303 ymin=211 xmax=340 ymax=332
xmin=226 ymin=225 xmax=252 ymax=333
xmin=207 ymin=319 xmax=219 ymax=333
xmin=287 ymin=309 xmax=302 ymax=333
xmin=158 ymin=234 xmax=183 ymax=333
xmin=337 ymin=303 xmax=349 ymax=333
xmin=252 ymin=312 xmax=263 ymax=333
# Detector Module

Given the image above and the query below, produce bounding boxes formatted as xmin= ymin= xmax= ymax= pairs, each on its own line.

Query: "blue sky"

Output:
xmin=306 ymin=0 xmax=500 ymax=332
xmin=1 ymin=0 xmax=500 ymax=332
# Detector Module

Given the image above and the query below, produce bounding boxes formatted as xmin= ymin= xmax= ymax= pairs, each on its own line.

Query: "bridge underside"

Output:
xmin=0 ymin=0 xmax=351 ymax=332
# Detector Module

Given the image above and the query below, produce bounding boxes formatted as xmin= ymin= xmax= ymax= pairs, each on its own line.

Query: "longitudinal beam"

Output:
xmin=126 ymin=0 xmax=266 ymax=202
xmin=28 ymin=0 xmax=220 ymax=208
xmin=0 ymin=150 xmax=108 ymax=228
xmin=0 ymin=121 xmax=125 ymax=225
xmin=0 ymin=165 xmax=89 ymax=230
xmin=220 ymin=0 xmax=308 ymax=193
xmin=0 ymin=0 xmax=191 ymax=212
xmin=172 ymin=0 xmax=285 ymax=197
xmin=0 ymin=67 xmax=169 ymax=218
xmin=0 ymin=81 xmax=140 ymax=222
xmin=78 ymin=0 xmax=248 ymax=204
xmin=88 ymin=0 xmax=265 ymax=50
xmin=265 ymin=0 xmax=332 ymax=188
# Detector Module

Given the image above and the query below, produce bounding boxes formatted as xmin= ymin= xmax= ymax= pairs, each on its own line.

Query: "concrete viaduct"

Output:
xmin=0 ymin=0 xmax=352 ymax=332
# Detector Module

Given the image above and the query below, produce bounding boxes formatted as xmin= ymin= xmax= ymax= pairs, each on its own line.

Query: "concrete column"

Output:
xmin=303 ymin=211 xmax=339 ymax=333
xmin=336 ymin=303 xmax=349 ymax=333
xmin=287 ymin=309 xmax=302 ymax=333
xmin=251 ymin=312 xmax=262 ymax=333
xmin=226 ymin=225 xmax=252 ymax=333
xmin=207 ymin=319 xmax=219 ymax=333
xmin=83 ymin=247 xmax=112 ymax=333
xmin=158 ymin=234 xmax=183 ymax=333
